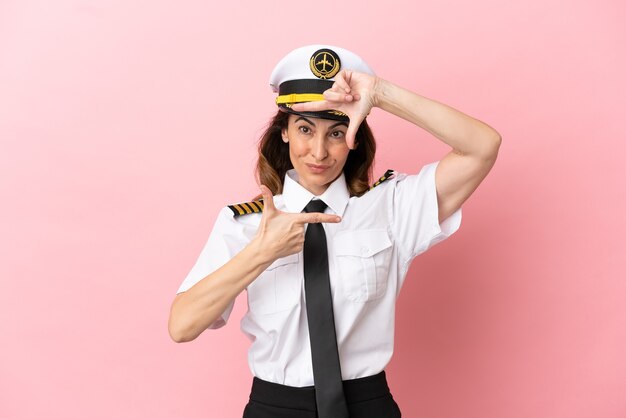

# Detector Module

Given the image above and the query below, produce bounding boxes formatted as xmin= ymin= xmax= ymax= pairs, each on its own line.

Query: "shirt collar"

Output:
xmin=282 ymin=169 xmax=350 ymax=216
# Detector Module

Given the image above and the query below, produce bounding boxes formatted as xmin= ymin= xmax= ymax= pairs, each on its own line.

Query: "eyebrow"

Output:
xmin=329 ymin=122 xmax=348 ymax=129
xmin=295 ymin=116 xmax=315 ymax=126
xmin=294 ymin=117 xmax=348 ymax=130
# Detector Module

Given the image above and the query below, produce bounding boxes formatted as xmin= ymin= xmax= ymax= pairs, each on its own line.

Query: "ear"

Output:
xmin=281 ymin=127 xmax=289 ymax=143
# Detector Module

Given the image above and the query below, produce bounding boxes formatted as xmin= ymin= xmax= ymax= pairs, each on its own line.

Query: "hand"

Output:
xmin=291 ymin=69 xmax=380 ymax=149
xmin=253 ymin=185 xmax=342 ymax=263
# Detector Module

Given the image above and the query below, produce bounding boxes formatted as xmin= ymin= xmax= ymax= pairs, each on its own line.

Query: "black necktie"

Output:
xmin=303 ymin=199 xmax=349 ymax=418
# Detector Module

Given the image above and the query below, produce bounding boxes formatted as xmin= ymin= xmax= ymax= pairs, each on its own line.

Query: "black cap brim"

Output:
xmin=278 ymin=104 xmax=349 ymax=122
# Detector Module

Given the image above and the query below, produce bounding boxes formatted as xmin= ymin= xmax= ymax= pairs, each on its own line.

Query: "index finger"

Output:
xmin=290 ymin=100 xmax=333 ymax=112
xmin=293 ymin=212 xmax=342 ymax=224
xmin=332 ymin=70 xmax=352 ymax=93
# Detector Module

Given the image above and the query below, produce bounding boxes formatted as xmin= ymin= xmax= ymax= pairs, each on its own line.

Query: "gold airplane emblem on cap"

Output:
xmin=310 ymin=49 xmax=341 ymax=79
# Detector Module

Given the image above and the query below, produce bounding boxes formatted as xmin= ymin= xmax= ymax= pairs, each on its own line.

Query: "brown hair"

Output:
xmin=251 ymin=110 xmax=377 ymax=201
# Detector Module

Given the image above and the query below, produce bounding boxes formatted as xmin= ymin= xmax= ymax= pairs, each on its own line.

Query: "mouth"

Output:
xmin=306 ymin=163 xmax=331 ymax=173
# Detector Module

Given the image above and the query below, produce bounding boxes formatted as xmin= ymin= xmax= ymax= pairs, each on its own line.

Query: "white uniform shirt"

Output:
xmin=176 ymin=161 xmax=462 ymax=387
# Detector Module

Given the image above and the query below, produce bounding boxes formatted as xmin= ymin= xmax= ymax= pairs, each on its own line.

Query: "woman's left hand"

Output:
xmin=291 ymin=70 xmax=380 ymax=149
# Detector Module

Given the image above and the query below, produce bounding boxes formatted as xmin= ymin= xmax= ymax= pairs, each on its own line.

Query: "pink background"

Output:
xmin=1 ymin=1 xmax=625 ymax=417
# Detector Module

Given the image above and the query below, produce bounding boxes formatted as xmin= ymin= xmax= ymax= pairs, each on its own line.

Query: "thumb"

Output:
xmin=259 ymin=185 xmax=276 ymax=214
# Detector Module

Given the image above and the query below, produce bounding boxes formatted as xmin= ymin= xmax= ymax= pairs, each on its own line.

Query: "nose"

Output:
xmin=310 ymin=132 xmax=328 ymax=161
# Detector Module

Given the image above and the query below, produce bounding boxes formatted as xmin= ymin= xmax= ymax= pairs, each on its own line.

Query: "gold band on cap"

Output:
xmin=275 ymin=93 xmax=325 ymax=104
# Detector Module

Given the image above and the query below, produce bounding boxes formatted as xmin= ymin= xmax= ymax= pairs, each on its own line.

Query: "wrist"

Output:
xmin=245 ymin=238 xmax=275 ymax=269
xmin=371 ymin=76 xmax=387 ymax=109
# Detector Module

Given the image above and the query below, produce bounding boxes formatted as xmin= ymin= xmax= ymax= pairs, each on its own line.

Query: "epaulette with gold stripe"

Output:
xmin=228 ymin=199 xmax=264 ymax=217
xmin=368 ymin=169 xmax=395 ymax=191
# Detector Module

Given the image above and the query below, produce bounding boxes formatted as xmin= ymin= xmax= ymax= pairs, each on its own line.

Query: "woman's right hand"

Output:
xmin=252 ymin=185 xmax=342 ymax=263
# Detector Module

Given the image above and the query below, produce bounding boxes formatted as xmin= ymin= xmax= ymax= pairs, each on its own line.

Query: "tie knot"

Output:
xmin=303 ymin=199 xmax=328 ymax=213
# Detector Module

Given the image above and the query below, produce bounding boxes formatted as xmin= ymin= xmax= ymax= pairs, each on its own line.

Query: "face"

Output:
xmin=282 ymin=113 xmax=350 ymax=196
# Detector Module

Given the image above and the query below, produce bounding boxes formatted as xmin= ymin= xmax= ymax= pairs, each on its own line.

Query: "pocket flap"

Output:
xmin=266 ymin=253 xmax=300 ymax=270
xmin=334 ymin=229 xmax=392 ymax=257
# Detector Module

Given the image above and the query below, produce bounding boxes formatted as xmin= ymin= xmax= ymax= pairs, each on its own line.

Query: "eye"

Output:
xmin=329 ymin=130 xmax=345 ymax=139
xmin=298 ymin=125 xmax=312 ymax=134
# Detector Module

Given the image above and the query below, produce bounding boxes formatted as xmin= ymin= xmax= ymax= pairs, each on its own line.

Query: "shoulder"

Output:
xmin=349 ymin=165 xmax=435 ymax=214
xmin=368 ymin=162 xmax=439 ymax=194
xmin=356 ymin=169 xmax=399 ymax=202
xmin=223 ymin=193 xmax=288 ymax=220
xmin=342 ymin=169 xmax=398 ymax=216
xmin=226 ymin=198 xmax=265 ymax=217
xmin=214 ymin=199 xmax=265 ymax=233
xmin=368 ymin=169 xmax=396 ymax=191
xmin=207 ymin=201 xmax=264 ymax=242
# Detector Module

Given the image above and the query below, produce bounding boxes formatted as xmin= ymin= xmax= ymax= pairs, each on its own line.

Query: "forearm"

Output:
xmin=168 ymin=239 xmax=272 ymax=342
xmin=373 ymin=78 xmax=501 ymax=157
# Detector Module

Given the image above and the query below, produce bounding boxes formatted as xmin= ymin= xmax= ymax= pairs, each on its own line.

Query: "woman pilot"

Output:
xmin=169 ymin=44 xmax=501 ymax=418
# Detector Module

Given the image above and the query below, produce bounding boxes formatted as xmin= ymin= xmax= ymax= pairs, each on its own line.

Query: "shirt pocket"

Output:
xmin=334 ymin=229 xmax=393 ymax=302
xmin=247 ymin=253 xmax=301 ymax=315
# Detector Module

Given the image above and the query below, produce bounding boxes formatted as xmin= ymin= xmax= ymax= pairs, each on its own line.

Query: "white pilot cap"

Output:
xmin=269 ymin=44 xmax=375 ymax=121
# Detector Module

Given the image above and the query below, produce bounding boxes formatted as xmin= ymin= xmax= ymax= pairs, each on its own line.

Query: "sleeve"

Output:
xmin=389 ymin=160 xmax=463 ymax=265
xmin=175 ymin=206 xmax=243 ymax=329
